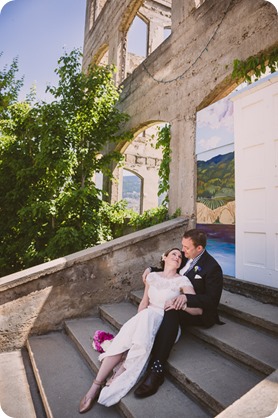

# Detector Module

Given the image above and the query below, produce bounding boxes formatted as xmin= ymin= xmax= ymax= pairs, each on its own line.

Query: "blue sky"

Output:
xmin=0 ymin=0 xmax=86 ymax=101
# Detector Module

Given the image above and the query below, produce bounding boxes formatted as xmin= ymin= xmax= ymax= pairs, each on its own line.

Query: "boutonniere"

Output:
xmin=194 ymin=265 xmax=201 ymax=273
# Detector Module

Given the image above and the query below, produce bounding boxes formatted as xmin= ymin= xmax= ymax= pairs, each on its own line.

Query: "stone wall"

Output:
xmin=0 ymin=217 xmax=188 ymax=351
xmin=83 ymin=0 xmax=278 ymax=223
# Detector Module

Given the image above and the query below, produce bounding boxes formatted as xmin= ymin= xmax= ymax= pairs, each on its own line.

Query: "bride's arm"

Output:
xmin=165 ymin=285 xmax=203 ymax=315
xmin=180 ymin=285 xmax=203 ymax=315
xmin=138 ymin=282 xmax=150 ymax=312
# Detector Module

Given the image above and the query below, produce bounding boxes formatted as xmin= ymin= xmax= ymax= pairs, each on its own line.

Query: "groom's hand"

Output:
xmin=164 ymin=298 xmax=175 ymax=311
xmin=171 ymin=294 xmax=187 ymax=310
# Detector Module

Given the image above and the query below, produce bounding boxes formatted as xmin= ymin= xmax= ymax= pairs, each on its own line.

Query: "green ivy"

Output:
xmin=153 ymin=124 xmax=171 ymax=205
xmin=232 ymin=48 xmax=278 ymax=84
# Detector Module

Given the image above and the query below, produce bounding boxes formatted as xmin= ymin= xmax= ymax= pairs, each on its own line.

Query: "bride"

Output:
xmin=79 ymin=247 xmax=202 ymax=413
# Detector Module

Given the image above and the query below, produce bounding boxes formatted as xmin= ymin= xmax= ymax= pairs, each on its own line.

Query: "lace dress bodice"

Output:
xmin=147 ymin=271 xmax=193 ymax=310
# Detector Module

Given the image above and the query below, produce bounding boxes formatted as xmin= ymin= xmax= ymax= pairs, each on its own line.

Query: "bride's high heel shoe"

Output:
xmin=79 ymin=379 xmax=104 ymax=414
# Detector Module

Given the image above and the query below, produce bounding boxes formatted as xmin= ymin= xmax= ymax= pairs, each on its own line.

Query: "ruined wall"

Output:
xmin=0 ymin=217 xmax=187 ymax=351
xmin=83 ymin=0 xmax=278 ymax=224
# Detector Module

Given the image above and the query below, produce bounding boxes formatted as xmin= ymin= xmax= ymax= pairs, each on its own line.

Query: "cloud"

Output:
xmin=198 ymin=135 xmax=222 ymax=152
xmin=197 ymin=96 xmax=234 ymax=132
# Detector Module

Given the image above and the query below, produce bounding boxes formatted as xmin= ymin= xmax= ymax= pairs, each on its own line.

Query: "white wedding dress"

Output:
xmin=98 ymin=271 xmax=193 ymax=407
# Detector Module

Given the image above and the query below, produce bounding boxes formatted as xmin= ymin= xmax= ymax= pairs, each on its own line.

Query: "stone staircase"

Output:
xmin=1 ymin=289 xmax=277 ymax=418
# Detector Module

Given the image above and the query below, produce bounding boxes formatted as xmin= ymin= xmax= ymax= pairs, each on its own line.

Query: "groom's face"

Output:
xmin=182 ymin=237 xmax=203 ymax=260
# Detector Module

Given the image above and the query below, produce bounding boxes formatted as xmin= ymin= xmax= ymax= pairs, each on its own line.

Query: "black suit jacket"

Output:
xmin=183 ymin=250 xmax=223 ymax=327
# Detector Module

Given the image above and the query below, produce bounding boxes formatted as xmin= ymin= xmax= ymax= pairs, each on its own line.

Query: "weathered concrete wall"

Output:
xmin=0 ymin=217 xmax=188 ymax=351
xmin=83 ymin=0 xmax=278 ymax=222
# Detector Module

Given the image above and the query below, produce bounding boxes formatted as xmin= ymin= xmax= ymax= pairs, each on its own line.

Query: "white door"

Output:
xmin=232 ymin=73 xmax=278 ymax=288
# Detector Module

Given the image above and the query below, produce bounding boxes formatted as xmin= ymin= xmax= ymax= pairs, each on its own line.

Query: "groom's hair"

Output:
xmin=183 ymin=229 xmax=207 ymax=248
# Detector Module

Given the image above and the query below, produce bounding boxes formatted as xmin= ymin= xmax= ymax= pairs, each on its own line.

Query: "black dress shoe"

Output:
xmin=134 ymin=370 xmax=164 ymax=398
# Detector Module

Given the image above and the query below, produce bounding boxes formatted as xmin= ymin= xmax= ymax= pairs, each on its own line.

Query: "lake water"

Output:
xmin=197 ymin=224 xmax=235 ymax=277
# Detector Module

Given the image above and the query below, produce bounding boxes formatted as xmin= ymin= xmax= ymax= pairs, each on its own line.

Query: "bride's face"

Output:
xmin=165 ymin=249 xmax=182 ymax=268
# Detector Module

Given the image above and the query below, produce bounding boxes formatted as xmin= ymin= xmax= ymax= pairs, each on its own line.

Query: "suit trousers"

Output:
xmin=150 ymin=310 xmax=203 ymax=366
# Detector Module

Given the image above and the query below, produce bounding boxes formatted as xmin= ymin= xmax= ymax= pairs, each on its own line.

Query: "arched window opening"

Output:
xmin=122 ymin=169 xmax=142 ymax=213
xmin=124 ymin=2 xmax=172 ymax=79
xmin=121 ymin=124 xmax=167 ymax=213
xmin=126 ymin=16 xmax=148 ymax=77
xmin=88 ymin=0 xmax=108 ymax=30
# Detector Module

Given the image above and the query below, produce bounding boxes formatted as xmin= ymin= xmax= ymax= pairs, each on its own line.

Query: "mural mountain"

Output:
xmin=197 ymin=151 xmax=234 ymax=210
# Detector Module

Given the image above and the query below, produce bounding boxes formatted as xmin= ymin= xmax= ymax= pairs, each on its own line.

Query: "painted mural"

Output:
xmin=196 ymin=96 xmax=235 ymax=276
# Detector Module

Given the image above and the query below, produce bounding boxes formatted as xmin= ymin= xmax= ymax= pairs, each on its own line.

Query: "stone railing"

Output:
xmin=0 ymin=217 xmax=188 ymax=351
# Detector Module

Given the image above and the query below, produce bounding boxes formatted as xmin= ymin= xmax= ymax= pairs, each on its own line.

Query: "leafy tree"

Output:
xmin=0 ymin=49 xmax=132 ymax=276
xmin=0 ymin=53 xmax=23 ymax=117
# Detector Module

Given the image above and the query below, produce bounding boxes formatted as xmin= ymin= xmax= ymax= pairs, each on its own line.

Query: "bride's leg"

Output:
xmin=106 ymin=352 xmax=127 ymax=386
xmin=79 ymin=353 xmax=123 ymax=413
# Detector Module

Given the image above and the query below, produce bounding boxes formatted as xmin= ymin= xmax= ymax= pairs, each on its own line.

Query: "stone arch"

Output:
xmin=108 ymin=120 xmax=169 ymax=213
xmin=84 ymin=0 xmax=278 ymax=219
xmin=88 ymin=43 xmax=109 ymax=66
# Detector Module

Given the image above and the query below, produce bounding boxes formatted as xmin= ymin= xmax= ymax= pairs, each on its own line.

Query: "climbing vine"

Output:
xmin=232 ymin=48 xmax=278 ymax=84
xmin=154 ymin=124 xmax=171 ymax=205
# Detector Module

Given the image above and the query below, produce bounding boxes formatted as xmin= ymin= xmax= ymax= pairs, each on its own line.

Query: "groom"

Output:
xmin=134 ymin=228 xmax=223 ymax=398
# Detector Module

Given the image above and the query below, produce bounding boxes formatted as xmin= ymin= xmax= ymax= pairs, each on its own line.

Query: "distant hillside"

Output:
xmin=122 ymin=175 xmax=140 ymax=212
xmin=197 ymin=152 xmax=234 ymax=209
xmin=123 ymin=175 xmax=141 ymax=195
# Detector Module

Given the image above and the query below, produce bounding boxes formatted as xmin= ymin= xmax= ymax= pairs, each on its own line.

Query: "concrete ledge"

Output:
xmin=224 ymin=276 xmax=278 ymax=306
xmin=0 ymin=217 xmax=188 ymax=350
xmin=0 ymin=351 xmax=36 ymax=418
xmin=215 ymin=370 xmax=278 ymax=418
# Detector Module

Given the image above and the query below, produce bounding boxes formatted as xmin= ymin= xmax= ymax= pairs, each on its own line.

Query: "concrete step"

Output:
xmin=65 ymin=316 xmax=211 ymax=418
xmin=105 ymin=294 xmax=278 ymax=375
xmin=0 ymin=351 xmax=36 ymax=418
xmin=98 ymin=302 xmax=265 ymax=415
xmin=27 ymin=332 xmax=121 ymax=418
xmin=219 ymin=290 xmax=278 ymax=335
xmin=130 ymin=289 xmax=278 ymax=335
xmin=189 ymin=316 xmax=278 ymax=375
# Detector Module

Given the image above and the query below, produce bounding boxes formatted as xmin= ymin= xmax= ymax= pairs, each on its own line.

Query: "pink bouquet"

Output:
xmin=92 ymin=330 xmax=114 ymax=353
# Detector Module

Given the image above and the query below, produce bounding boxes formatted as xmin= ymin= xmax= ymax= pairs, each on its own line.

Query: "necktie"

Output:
xmin=181 ymin=259 xmax=193 ymax=275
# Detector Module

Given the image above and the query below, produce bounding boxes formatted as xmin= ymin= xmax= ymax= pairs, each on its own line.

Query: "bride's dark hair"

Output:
xmin=160 ymin=247 xmax=184 ymax=271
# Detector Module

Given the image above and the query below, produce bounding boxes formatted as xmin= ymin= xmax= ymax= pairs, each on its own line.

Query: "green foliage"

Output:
xmin=232 ymin=48 xmax=278 ymax=84
xmin=0 ymin=49 xmax=132 ymax=276
xmin=0 ymin=54 xmax=23 ymax=118
xmin=97 ymin=200 xmax=135 ymax=240
xmin=153 ymin=124 xmax=171 ymax=205
xmin=129 ymin=206 xmax=181 ymax=230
